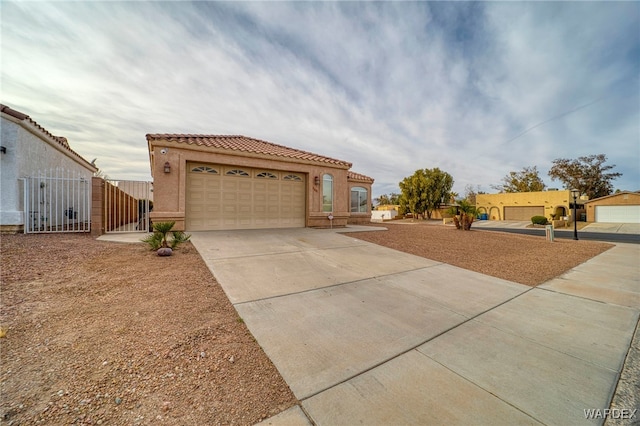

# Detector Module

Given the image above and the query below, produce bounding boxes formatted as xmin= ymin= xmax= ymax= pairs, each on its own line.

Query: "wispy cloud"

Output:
xmin=2 ymin=1 xmax=638 ymax=194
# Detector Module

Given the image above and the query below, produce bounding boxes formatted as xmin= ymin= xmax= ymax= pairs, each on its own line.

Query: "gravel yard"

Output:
xmin=0 ymin=234 xmax=296 ymax=425
xmin=346 ymin=222 xmax=613 ymax=286
xmin=0 ymin=225 xmax=614 ymax=425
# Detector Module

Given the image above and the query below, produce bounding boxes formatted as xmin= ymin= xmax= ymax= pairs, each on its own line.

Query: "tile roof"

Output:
xmin=146 ymin=134 xmax=352 ymax=168
xmin=1 ymin=104 xmax=95 ymax=169
xmin=347 ymin=171 xmax=375 ymax=183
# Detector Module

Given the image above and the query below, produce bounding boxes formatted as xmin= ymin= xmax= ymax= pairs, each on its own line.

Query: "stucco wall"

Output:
xmin=584 ymin=192 xmax=640 ymax=222
xmin=148 ymin=143 xmax=366 ymax=230
xmin=476 ymin=190 xmax=574 ymax=221
xmin=1 ymin=116 xmax=95 ymax=228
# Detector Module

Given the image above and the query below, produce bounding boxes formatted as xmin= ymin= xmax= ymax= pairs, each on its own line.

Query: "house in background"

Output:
xmin=584 ymin=192 xmax=640 ymax=223
xmin=475 ymin=190 xmax=582 ymax=222
xmin=146 ymin=134 xmax=374 ymax=231
xmin=0 ymin=104 xmax=96 ymax=233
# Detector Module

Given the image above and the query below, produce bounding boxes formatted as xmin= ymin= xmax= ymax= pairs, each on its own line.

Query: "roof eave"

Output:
xmin=2 ymin=110 xmax=97 ymax=173
xmin=147 ymin=136 xmax=352 ymax=170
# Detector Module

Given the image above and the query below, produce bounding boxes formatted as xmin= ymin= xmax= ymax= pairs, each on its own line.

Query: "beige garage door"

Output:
xmin=186 ymin=163 xmax=306 ymax=231
xmin=504 ymin=206 xmax=544 ymax=221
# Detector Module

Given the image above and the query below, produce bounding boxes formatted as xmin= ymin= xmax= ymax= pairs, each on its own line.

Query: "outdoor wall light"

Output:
xmin=314 ymin=176 xmax=320 ymax=186
xmin=0 ymin=146 xmax=6 ymax=154
xmin=164 ymin=162 xmax=171 ymax=173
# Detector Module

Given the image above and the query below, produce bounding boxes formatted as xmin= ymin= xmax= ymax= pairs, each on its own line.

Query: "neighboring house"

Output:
xmin=583 ymin=192 xmax=640 ymax=223
xmin=376 ymin=204 xmax=400 ymax=211
xmin=0 ymin=104 xmax=96 ymax=232
xmin=146 ymin=134 xmax=374 ymax=231
xmin=372 ymin=204 xmax=399 ymax=221
xmin=475 ymin=190 xmax=585 ymax=221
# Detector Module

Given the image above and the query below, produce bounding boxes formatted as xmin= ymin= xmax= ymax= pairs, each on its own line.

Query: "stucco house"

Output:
xmin=583 ymin=192 xmax=640 ymax=223
xmin=475 ymin=190 xmax=583 ymax=222
xmin=146 ymin=134 xmax=374 ymax=231
xmin=0 ymin=104 xmax=96 ymax=233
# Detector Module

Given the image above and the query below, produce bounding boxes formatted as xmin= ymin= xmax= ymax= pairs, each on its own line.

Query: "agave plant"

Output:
xmin=142 ymin=221 xmax=191 ymax=253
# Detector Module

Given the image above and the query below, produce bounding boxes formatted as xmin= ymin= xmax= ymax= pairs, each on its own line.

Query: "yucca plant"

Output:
xmin=142 ymin=221 xmax=191 ymax=253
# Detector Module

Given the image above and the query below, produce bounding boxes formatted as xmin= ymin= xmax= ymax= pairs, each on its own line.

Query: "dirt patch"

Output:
xmin=346 ymin=223 xmax=613 ymax=286
xmin=0 ymin=233 xmax=296 ymax=425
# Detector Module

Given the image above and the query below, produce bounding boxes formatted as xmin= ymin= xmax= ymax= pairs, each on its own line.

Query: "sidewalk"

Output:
xmin=473 ymin=220 xmax=640 ymax=235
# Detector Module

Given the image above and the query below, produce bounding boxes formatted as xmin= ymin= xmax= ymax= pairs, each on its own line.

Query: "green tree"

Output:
xmin=548 ymin=154 xmax=622 ymax=199
xmin=374 ymin=194 xmax=391 ymax=206
xmin=492 ymin=166 xmax=546 ymax=193
xmin=374 ymin=192 xmax=401 ymax=207
xmin=388 ymin=192 xmax=401 ymax=205
xmin=399 ymin=168 xmax=454 ymax=219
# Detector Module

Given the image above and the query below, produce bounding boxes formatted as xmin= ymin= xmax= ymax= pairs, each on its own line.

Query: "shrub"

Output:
xmin=531 ymin=215 xmax=548 ymax=225
xmin=142 ymin=221 xmax=191 ymax=251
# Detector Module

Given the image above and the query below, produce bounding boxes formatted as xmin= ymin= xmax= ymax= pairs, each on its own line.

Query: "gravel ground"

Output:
xmin=606 ymin=320 xmax=640 ymax=426
xmin=0 ymin=233 xmax=296 ymax=425
xmin=346 ymin=222 xmax=613 ymax=286
xmin=0 ymin=226 xmax=624 ymax=425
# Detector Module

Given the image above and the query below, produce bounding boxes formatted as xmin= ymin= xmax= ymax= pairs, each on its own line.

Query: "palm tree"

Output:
xmin=142 ymin=221 xmax=191 ymax=254
xmin=446 ymin=200 xmax=477 ymax=231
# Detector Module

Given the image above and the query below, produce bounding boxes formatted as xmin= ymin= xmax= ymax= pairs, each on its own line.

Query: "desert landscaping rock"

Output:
xmin=156 ymin=247 xmax=173 ymax=256
xmin=0 ymin=233 xmax=296 ymax=425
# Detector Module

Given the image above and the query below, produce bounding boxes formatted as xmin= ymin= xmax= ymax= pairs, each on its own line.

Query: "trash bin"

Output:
xmin=480 ymin=213 xmax=488 ymax=220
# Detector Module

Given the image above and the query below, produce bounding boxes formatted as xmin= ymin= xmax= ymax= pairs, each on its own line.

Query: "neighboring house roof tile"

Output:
xmin=1 ymin=104 xmax=95 ymax=170
xmin=347 ymin=171 xmax=374 ymax=183
xmin=146 ymin=134 xmax=353 ymax=168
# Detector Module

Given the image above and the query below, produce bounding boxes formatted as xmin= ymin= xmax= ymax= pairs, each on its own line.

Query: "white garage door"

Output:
xmin=595 ymin=206 xmax=640 ymax=223
xmin=186 ymin=163 xmax=306 ymax=231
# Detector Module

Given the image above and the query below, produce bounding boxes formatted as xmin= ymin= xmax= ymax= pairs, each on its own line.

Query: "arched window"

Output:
xmin=322 ymin=174 xmax=333 ymax=212
xmin=226 ymin=169 xmax=249 ymax=177
xmin=256 ymin=172 xmax=278 ymax=179
xmin=191 ymin=166 xmax=218 ymax=174
xmin=350 ymin=187 xmax=368 ymax=213
xmin=283 ymin=174 xmax=302 ymax=181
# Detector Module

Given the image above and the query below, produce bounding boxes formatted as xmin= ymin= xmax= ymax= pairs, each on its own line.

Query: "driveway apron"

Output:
xmin=190 ymin=228 xmax=639 ymax=426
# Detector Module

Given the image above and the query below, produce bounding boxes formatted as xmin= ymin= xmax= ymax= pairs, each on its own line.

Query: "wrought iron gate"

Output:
xmin=104 ymin=179 xmax=152 ymax=233
xmin=22 ymin=169 xmax=92 ymax=233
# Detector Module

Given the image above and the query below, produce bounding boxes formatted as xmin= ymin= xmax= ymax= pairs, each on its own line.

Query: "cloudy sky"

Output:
xmin=2 ymin=1 xmax=638 ymax=198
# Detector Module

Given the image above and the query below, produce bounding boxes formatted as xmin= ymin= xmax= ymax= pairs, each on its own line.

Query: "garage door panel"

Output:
xmin=223 ymin=205 xmax=237 ymax=215
xmin=186 ymin=163 xmax=306 ymax=231
xmin=595 ymin=206 xmax=640 ymax=223
xmin=504 ymin=206 xmax=544 ymax=221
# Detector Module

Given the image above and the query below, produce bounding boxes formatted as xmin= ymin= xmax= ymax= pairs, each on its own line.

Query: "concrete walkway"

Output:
xmin=187 ymin=227 xmax=640 ymax=426
xmin=472 ymin=220 xmax=640 ymax=235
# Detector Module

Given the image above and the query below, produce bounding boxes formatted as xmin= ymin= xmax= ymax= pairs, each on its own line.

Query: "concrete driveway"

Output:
xmin=189 ymin=227 xmax=639 ymax=425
